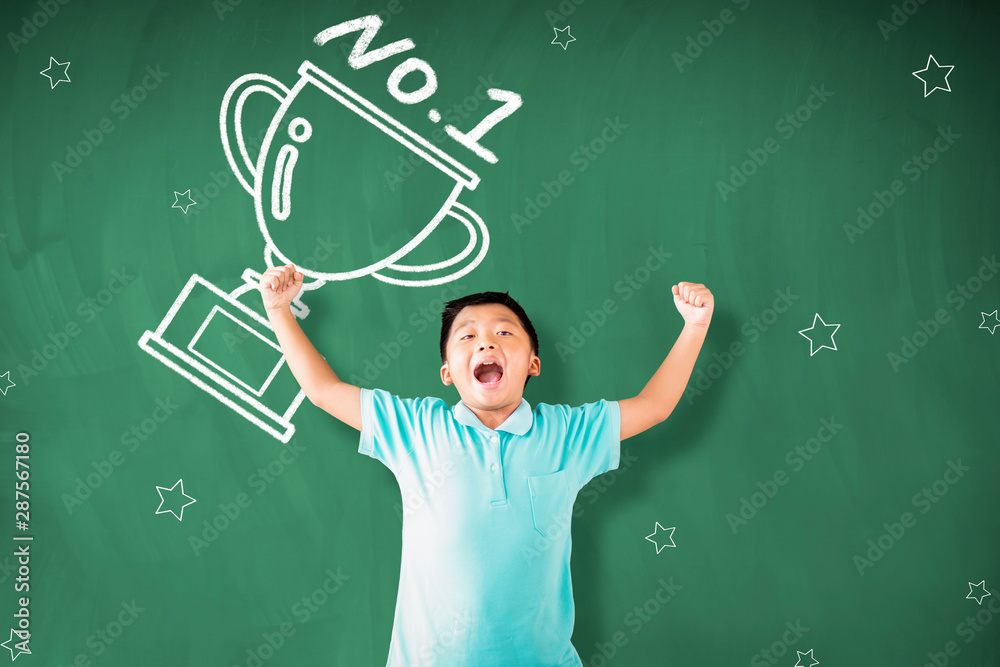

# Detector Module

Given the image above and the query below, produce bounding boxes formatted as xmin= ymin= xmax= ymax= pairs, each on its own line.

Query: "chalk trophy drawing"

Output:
xmin=139 ymin=15 xmax=522 ymax=442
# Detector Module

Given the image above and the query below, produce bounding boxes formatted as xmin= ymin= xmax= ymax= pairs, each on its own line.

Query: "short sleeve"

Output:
xmin=358 ymin=387 xmax=436 ymax=475
xmin=565 ymin=399 xmax=621 ymax=489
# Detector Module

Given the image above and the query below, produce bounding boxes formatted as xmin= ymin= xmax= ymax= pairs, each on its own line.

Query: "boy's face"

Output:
xmin=440 ymin=303 xmax=540 ymax=410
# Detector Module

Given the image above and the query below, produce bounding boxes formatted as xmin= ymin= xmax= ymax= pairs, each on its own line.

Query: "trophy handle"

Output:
xmin=370 ymin=200 xmax=490 ymax=287
xmin=220 ymin=73 xmax=291 ymax=196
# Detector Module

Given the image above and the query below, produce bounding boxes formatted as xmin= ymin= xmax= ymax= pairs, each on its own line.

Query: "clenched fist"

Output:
xmin=672 ymin=282 xmax=714 ymax=328
xmin=259 ymin=264 xmax=303 ymax=313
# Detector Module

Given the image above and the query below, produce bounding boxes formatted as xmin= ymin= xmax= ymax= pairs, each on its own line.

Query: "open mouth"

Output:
xmin=473 ymin=361 xmax=504 ymax=387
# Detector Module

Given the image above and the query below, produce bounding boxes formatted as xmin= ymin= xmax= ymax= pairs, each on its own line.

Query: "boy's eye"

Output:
xmin=460 ymin=331 xmax=511 ymax=340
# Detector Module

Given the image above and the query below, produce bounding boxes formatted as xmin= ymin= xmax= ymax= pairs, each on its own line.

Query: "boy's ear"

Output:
xmin=529 ymin=355 xmax=541 ymax=376
xmin=440 ymin=362 xmax=453 ymax=386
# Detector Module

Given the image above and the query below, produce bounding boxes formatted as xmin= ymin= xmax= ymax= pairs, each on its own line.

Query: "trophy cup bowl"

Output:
xmin=221 ymin=60 xmax=490 ymax=288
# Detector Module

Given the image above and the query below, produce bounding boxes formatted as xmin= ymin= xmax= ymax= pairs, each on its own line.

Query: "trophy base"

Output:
xmin=138 ymin=273 xmax=307 ymax=443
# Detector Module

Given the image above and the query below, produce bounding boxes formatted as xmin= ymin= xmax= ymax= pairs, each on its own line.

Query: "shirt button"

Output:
xmin=491 ymin=464 xmax=498 ymax=472
xmin=491 ymin=435 xmax=498 ymax=442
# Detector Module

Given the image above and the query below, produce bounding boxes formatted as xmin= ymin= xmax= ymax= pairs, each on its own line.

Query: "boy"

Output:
xmin=259 ymin=265 xmax=713 ymax=666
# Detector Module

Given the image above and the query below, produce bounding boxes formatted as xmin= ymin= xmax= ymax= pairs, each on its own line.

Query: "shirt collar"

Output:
xmin=453 ymin=396 xmax=534 ymax=436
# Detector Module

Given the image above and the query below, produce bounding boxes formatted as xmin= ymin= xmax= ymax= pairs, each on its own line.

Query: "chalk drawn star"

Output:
xmin=799 ymin=313 xmax=840 ymax=356
xmin=1 ymin=628 xmax=31 ymax=660
xmin=794 ymin=648 xmax=819 ymax=667
xmin=0 ymin=371 xmax=14 ymax=396
xmin=551 ymin=26 xmax=576 ymax=50
xmin=967 ymin=580 xmax=991 ymax=605
xmin=979 ymin=310 xmax=1000 ymax=334
xmin=40 ymin=57 xmax=71 ymax=88
xmin=912 ymin=54 xmax=954 ymax=97
xmin=155 ymin=478 xmax=197 ymax=521
xmin=645 ymin=522 xmax=676 ymax=554
xmin=172 ymin=190 xmax=197 ymax=214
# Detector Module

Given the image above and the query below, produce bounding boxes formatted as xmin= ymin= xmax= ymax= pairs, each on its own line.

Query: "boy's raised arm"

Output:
xmin=618 ymin=282 xmax=713 ymax=441
xmin=260 ymin=265 xmax=363 ymax=432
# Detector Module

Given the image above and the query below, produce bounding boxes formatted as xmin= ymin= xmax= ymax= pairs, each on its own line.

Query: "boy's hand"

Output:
xmin=672 ymin=282 xmax=714 ymax=328
xmin=260 ymin=264 xmax=304 ymax=312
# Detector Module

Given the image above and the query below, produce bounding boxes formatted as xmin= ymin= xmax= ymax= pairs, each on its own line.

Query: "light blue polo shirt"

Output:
xmin=358 ymin=387 xmax=621 ymax=667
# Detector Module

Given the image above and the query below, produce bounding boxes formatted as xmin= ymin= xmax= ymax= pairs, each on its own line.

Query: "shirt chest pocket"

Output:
xmin=527 ymin=469 xmax=572 ymax=538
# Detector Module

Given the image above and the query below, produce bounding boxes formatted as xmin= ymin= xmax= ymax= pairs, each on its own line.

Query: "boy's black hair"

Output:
xmin=440 ymin=291 xmax=540 ymax=388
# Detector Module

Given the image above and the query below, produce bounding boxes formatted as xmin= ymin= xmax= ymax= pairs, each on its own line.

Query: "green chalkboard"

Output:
xmin=2 ymin=0 xmax=999 ymax=664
